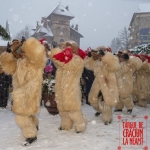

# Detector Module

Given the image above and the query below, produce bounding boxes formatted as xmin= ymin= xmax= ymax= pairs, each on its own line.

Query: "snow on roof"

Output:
xmin=138 ymin=3 xmax=150 ymax=12
xmin=51 ymin=4 xmax=74 ymax=19
xmin=0 ymin=40 xmax=8 ymax=46
xmin=34 ymin=23 xmax=53 ymax=37
xmin=70 ymin=27 xmax=84 ymax=38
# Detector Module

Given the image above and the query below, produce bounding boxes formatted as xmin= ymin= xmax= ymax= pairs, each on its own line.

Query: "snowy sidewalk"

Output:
xmin=0 ymin=101 xmax=150 ymax=150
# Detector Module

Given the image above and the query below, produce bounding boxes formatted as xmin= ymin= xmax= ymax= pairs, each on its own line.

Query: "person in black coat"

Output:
xmin=82 ymin=67 xmax=95 ymax=105
xmin=0 ymin=65 xmax=10 ymax=108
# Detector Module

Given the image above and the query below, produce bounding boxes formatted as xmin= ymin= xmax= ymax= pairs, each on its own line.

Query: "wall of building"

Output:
xmin=50 ymin=15 xmax=70 ymax=43
xmin=129 ymin=13 xmax=150 ymax=48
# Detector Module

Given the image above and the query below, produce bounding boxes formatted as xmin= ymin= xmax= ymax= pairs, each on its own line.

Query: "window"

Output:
xmin=60 ymin=39 xmax=64 ymax=42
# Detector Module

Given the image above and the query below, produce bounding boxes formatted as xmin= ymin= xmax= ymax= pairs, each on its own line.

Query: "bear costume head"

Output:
xmin=21 ymin=37 xmax=46 ymax=68
xmin=58 ymin=40 xmax=79 ymax=55
xmin=7 ymin=37 xmax=26 ymax=59
xmin=117 ymin=49 xmax=130 ymax=62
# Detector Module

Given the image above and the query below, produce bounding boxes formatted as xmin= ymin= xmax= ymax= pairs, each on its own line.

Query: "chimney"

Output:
xmin=41 ymin=17 xmax=47 ymax=28
xmin=75 ymin=24 xmax=78 ymax=31
xmin=36 ymin=21 xmax=40 ymax=30
xmin=65 ymin=6 xmax=69 ymax=11
xmin=71 ymin=24 xmax=74 ymax=28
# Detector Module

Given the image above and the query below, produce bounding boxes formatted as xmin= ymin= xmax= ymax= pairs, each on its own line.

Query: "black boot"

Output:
xmin=22 ymin=137 xmax=37 ymax=146
xmin=95 ymin=112 xmax=101 ymax=117
xmin=114 ymin=109 xmax=122 ymax=112
xmin=127 ymin=109 xmax=132 ymax=113
xmin=58 ymin=126 xmax=63 ymax=130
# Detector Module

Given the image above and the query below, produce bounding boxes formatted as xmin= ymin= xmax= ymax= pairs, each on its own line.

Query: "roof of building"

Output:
xmin=47 ymin=4 xmax=74 ymax=19
xmin=129 ymin=12 xmax=150 ymax=29
xmin=70 ymin=27 xmax=84 ymax=38
xmin=32 ymin=22 xmax=53 ymax=37
xmin=129 ymin=3 xmax=150 ymax=29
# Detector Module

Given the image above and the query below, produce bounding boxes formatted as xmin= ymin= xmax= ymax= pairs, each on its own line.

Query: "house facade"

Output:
xmin=129 ymin=12 xmax=150 ymax=48
xmin=31 ymin=4 xmax=83 ymax=46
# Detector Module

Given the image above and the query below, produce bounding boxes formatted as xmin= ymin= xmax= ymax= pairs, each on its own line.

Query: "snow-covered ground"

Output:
xmin=0 ymin=99 xmax=150 ymax=150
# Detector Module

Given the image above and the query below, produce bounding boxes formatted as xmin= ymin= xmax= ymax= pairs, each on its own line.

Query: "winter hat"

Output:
xmin=39 ymin=38 xmax=47 ymax=44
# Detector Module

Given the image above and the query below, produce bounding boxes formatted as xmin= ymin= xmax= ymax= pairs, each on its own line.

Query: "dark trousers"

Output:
xmin=0 ymin=90 xmax=9 ymax=107
xmin=85 ymin=83 xmax=93 ymax=104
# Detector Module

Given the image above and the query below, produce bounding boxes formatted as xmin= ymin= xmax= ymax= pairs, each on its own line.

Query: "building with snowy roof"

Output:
xmin=31 ymin=4 xmax=83 ymax=46
xmin=129 ymin=3 xmax=150 ymax=48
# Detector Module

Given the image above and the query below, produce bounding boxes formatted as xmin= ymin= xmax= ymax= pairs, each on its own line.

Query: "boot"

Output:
xmin=22 ymin=137 xmax=37 ymax=146
xmin=127 ymin=109 xmax=132 ymax=113
xmin=95 ymin=112 xmax=101 ymax=116
xmin=114 ymin=109 xmax=122 ymax=112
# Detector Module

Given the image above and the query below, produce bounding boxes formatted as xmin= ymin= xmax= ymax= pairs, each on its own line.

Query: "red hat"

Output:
xmin=39 ymin=38 xmax=47 ymax=44
xmin=106 ymin=47 xmax=112 ymax=53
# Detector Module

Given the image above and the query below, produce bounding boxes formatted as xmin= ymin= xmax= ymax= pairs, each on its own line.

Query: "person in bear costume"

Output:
xmin=84 ymin=46 xmax=120 ymax=125
xmin=114 ymin=50 xmax=142 ymax=113
xmin=0 ymin=37 xmax=46 ymax=146
xmin=132 ymin=54 xmax=150 ymax=107
xmin=48 ymin=41 xmax=87 ymax=133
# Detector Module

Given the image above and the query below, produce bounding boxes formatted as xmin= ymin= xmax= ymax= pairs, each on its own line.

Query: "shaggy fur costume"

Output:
xmin=84 ymin=52 xmax=119 ymax=124
xmin=48 ymin=45 xmax=87 ymax=133
xmin=116 ymin=56 xmax=142 ymax=110
xmin=0 ymin=37 xmax=46 ymax=139
xmin=132 ymin=60 xmax=150 ymax=107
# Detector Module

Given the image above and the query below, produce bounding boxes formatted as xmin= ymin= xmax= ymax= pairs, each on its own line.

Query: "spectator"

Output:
xmin=0 ymin=65 xmax=10 ymax=108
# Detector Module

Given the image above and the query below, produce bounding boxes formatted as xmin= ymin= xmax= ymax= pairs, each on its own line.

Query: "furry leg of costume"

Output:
xmin=59 ymin=111 xmax=73 ymax=130
xmin=120 ymin=96 xmax=134 ymax=110
xmin=90 ymin=102 xmax=102 ymax=113
xmin=15 ymin=115 xmax=38 ymax=138
xmin=32 ymin=116 xmax=39 ymax=130
xmin=114 ymin=97 xmax=124 ymax=111
xmin=138 ymin=94 xmax=147 ymax=107
xmin=98 ymin=99 xmax=112 ymax=125
xmin=132 ymin=94 xmax=138 ymax=103
xmin=68 ymin=110 xmax=87 ymax=133
xmin=88 ymin=78 xmax=102 ymax=114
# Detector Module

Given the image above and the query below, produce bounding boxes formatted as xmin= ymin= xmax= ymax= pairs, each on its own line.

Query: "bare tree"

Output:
xmin=14 ymin=25 xmax=32 ymax=40
xmin=110 ymin=27 xmax=130 ymax=53
xmin=118 ymin=27 xmax=130 ymax=50
xmin=110 ymin=37 xmax=122 ymax=53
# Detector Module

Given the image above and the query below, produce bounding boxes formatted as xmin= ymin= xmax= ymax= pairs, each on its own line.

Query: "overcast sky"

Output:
xmin=0 ymin=0 xmax=150 ymax=49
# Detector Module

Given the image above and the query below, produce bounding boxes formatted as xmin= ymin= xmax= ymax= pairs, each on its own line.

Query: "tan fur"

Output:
xmin=11 ymin=40 xmax=22 ymax=59
xmin=15 ymin=115 xmax=38 ymax=138
xmin=48 ymin=48 xmax=64 ymax=68
xmin=84 ymin=57 xmax=99 ymax=71
xmin=132 ymin=61 xmax=150 ymax=107
xmin=48 ymin=46 xmax=87 ymax=132
xmin=0 ymin=37 xmax=46 ymax=139
xmin=84 ymin=52 xmax=119 ymax=124
xmin=94 ymin=46 xmax=107 ymax=51
xmin=98 ymin=101 xmax=112 ymax=124
xmin=116 ymin=56 xmax=142 ymax=110
xmin=87 ymin=52 xmax=119 ymax=107
xmin=0 ymin=52 xmax=17 ymax=75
